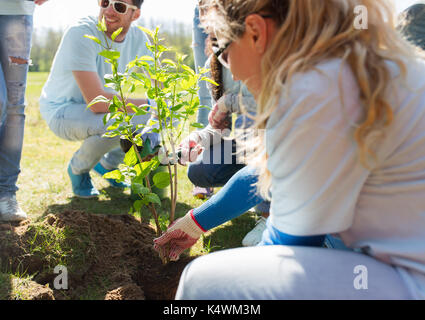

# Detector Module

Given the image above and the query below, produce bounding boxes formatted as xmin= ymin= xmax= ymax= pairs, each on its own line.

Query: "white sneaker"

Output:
xmin=0 ymin=195 xmax=27 ymax=222
xmin=242 ymin=216 xmax=267 ymax=247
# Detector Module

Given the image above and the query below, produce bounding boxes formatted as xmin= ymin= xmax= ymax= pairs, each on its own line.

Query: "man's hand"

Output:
xmin=153 ymin=210 xmax=205 ymax=261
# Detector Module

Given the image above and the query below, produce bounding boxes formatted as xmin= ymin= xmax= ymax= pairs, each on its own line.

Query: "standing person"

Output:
xmin=39 ymin=0 xmax=158 ymax=198
xmin=0 ymin=0 xmax=49 ymax=222
xmin=164 ymin=0 xmax=425 ymax=299
xmin=190 ymin=1 xmax=214 ymax=199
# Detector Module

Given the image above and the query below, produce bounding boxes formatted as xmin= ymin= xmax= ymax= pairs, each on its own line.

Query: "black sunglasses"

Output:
xmin=212 ymin=14 xmax=274 ymax=68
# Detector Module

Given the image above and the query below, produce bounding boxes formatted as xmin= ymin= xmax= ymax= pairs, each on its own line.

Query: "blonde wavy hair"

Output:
xmin=202 ymin=0 xmax=421 ymax=198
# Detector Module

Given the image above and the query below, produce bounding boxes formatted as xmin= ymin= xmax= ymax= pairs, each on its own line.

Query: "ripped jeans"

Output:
xmin=0 ymin=15 xmax=33 ymax=199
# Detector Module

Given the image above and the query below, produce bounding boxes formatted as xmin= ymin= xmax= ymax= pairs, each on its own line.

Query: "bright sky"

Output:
xmin=33 ymin=0 xmax=198 ymax=31
xmin=33 ymin=0 xmax=421 ymax=32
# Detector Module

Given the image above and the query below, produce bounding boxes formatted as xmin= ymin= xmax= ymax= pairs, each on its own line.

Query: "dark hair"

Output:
xmin=205 ymin=36 xmax=223 ymax=101
xmin=132 ymin=0 xmax=144 ymax=8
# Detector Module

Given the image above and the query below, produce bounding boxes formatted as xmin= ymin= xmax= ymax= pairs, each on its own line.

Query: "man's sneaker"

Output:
xmin=68 ymin=164 xmax=100 ymax=198
xmin=93 ymin=162 xmax=130 ymax=189
xmin=242 ymin=216 xmax=267 ymax=247
xmin=0 ymin=195 xmax=27 ymax=222
xmin=192 ymin=186 xmax=214 ymax=200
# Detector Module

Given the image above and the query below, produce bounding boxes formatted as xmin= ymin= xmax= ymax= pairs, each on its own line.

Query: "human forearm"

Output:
xmin=192 ymin=166 xmax=264 ymax=230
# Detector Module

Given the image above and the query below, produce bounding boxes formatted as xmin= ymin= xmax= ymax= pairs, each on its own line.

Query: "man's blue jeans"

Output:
xmin=0 ymin=15 xmax=33 ymax=199
xmin=44 ymin=102 xmax=151 ymax=175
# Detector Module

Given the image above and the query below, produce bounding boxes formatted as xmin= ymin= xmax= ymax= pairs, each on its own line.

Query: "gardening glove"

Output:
xmin=178 ymin=132 xmax=205 ymax=165
xmin=178 ymin=124 xmax=225 ymax=165
xmin=209 ymin=96 xmax=231 ymax=130
xmin=153 ymin=210 xmax=206 ymax=261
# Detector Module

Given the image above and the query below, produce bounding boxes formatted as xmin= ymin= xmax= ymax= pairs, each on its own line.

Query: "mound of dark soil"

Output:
xmin=0 ymin=211 xmax=194 ymax=300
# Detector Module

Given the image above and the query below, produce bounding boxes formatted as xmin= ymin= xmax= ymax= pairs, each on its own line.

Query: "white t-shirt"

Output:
xmin=39 ymin=16 xmax=151 ymax=125
xmin=266 ymin=58 xmax=425 ymax=299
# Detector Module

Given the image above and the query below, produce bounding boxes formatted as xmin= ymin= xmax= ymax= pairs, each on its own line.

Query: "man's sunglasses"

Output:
xmin=99 ymin=0 xmax=137 ymax=15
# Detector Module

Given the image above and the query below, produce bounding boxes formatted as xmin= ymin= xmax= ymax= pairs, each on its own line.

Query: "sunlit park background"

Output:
xmin=0 ymin=0 xmax=421 ymax=299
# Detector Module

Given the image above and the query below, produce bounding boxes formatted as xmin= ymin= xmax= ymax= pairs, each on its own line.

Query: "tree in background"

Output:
xmin=30 ymin=19 xmax=194 ymax=73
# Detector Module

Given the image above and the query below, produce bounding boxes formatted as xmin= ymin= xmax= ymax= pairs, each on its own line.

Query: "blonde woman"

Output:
xmin=169 ymin=0 xmax=425 ymax=300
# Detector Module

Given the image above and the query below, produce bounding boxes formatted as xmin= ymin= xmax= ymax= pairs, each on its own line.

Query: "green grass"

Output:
xmin=3 ymin=71 xmax=258 ymax=299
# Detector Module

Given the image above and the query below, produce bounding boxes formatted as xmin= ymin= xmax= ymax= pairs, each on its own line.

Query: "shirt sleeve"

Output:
xmin=267 ymin=60 xmax=371 ymax=236
xmin=224 ymin=93 xmax=257 ymax=114
xmin=58 ymin=25 xmax=100 ymax=72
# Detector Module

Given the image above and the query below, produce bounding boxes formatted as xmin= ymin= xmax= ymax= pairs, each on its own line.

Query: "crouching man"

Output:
xmin=40 ymin=0 xmax=157 ymax=198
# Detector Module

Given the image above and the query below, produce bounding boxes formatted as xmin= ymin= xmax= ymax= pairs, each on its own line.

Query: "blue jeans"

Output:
xmin=192 ymin=5 xmax=211 ymax=127
xmin=0 ymin=15 xmax=33 ymax=199
xmin=188 ymin=138 xmax=245 ymax=187
xmin=188 ymin=138 xmax=270 ymax=213
xmin=46 ymin=102 xmax=151 ymax=174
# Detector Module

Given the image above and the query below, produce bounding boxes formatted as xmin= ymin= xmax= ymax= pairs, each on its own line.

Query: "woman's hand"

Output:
xmin=153 ymin=210 xmax=205 ymax=261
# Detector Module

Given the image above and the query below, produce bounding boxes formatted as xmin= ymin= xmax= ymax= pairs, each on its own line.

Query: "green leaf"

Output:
xmin=157 ymin=45 xmax=169 ymax=53
xmin=131 ymin=183 xmax=150 ymax=195
xmin=112 ymin=95 xmax=123 ymax=108
xmin=161 ymin=59 xmax=176 ymax=68
xmin=87 ymin=95 xmax=109 ymax=110
xmin=152 ymin=172 xmax=170 ymax=189
xmin=99 ymin=50 xmax=121 ymax=60
xmin=171 ymin=103 xmax=184 ymax=112
xmin=191 ymin=122 xmax=205 ymax=129
xmin=103 ymin=169 xmax=123 ymax=181
xmin=103 ymin=113 xmax=111 ymax=125
xmin=133 ymin=200 xmax=143 ymax=212
xmin=139 ymin=55 xmax=155 ymax=62
xmin=98 ymin=17 xmax=107 ymax=32
xmin=145 ymin=193 xmax=161 ymax=206
xmin=181 ymin=64 xmax=195 ymax=76
xmin=103 ymin=131 xmax=120 ymax=138
xmin=134 ymin=161 xmax=154 ymax=179
xmin=138 ymin=26 xmax=154 ymax=39
xmin=201 ymin=77 xmax=219 ymax=87
xmin=111 ymin=27 xmax=123 ymax=41
xmin=84 ymin=34 xmax=101 ymax=45
xmin=124 ymin=146 xmax=138 ymax=166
